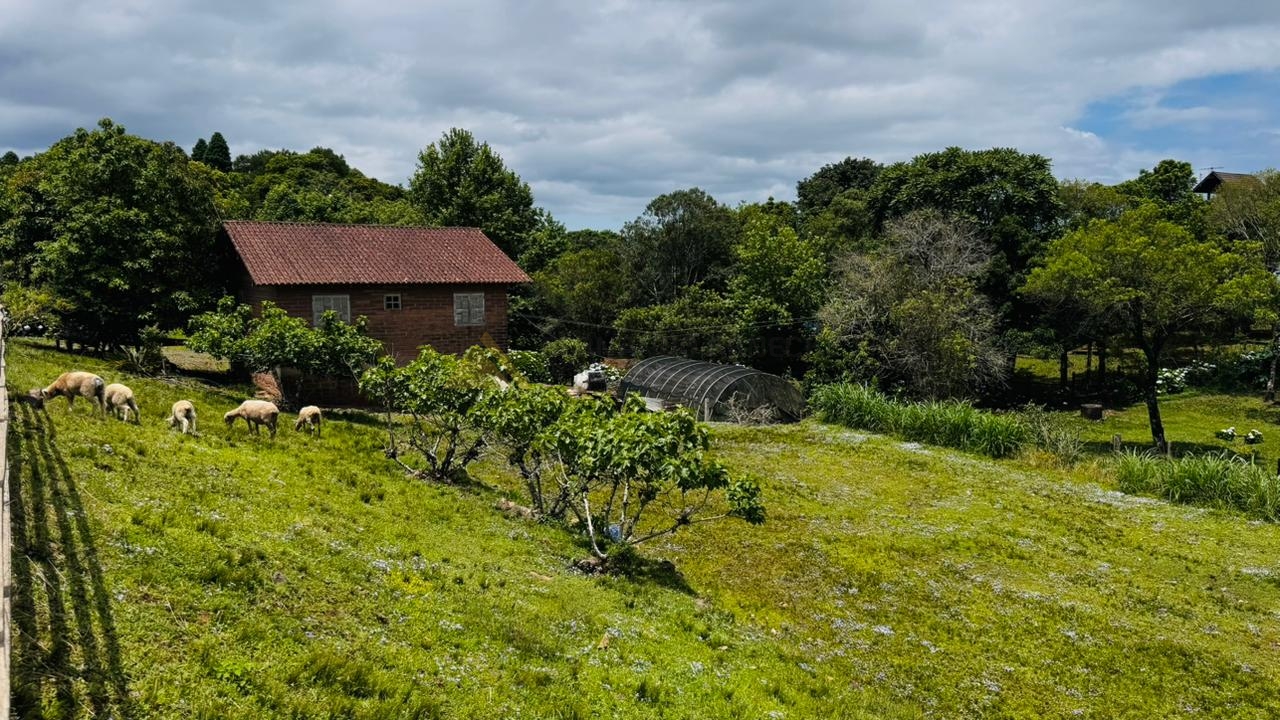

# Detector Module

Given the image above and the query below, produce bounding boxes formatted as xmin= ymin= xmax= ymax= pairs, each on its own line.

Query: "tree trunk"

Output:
xmin=1142 ymin=347 xmax=1168 ymax=454
xmin=1266 ymin=323 xmax=1280 ymax=403
xmin=1058 ymin=350 xmax=1069 ymax=389
xmin=1097 ymin=342 xmax=1107 ymax=385
xmin=1085 ymin=342 xmax=1093 ymax=380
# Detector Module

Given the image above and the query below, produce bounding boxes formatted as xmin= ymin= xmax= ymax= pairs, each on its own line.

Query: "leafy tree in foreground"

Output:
xmin=1022 ymin=206 xmax=1276 ymax=452
xmin=409 ymin=127 xmax=539 ymax=258
xmin=484 ymin=388 xmax=765 ymax=562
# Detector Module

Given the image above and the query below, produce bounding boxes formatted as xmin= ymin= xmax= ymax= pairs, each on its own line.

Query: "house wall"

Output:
xmin=243 ymin=282 xmax=512 ymax=364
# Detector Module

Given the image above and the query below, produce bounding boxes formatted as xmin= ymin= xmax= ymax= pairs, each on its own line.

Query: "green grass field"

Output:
xmin=6 ymin=340 xmax=1280 ymax=718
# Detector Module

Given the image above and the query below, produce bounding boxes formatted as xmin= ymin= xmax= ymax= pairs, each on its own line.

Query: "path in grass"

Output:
xmin=6 ymin=339 xmax=1280 ymax=717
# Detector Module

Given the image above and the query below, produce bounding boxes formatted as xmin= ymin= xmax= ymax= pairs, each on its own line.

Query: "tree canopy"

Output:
xmin=1023 ymin=205 xmax=1276 ymax=450
xmin=0 ymin=118 xmax=227 ymax=344
xmin=409 ymin=128 xmax=540 ymax=258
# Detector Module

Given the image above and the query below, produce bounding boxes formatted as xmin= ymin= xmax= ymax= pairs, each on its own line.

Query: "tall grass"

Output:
xmin=1114 ymin=449 xmax=1280 ymax=521
xmin=810 ymin=383 xmax=1030 ymax=458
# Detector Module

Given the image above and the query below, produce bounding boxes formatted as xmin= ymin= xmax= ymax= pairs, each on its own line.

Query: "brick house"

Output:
xmin=224 ymin=220 xmax=530 ymax=364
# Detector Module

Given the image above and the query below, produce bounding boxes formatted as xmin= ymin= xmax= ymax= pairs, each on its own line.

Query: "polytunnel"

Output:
xmin=618 ymin=356 xmax=804 ymax=422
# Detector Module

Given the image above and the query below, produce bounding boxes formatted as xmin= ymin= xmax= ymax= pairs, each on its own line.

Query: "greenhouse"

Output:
xmin=618 ymin=356 xmax=804 ymax=423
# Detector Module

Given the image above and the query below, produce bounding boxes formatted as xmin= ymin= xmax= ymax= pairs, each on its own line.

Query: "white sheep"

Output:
xmin=294 ymin=405 xmax=323 ymax=437
xmin=41 ymin=371 xmax=105 ymax=413
xmin=103 ymin=383 xmax=141 ymax=423
xmin=224 ymin=400 xmax=280 ymax=438
xmin=168 ymin=400 xmax=197 ymax=434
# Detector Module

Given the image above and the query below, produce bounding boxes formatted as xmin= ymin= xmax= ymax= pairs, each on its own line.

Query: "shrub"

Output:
xmin=541 ymin=337 xmax=590 ymax=384
xmin=810 ymin=383 xmax=1029 ymax=459
xmin=1113 ymin=450 xmax=1280 ymax=521
xmin=1021 ymin=405 xmax=1084 ymax=466
xmin=508 ymin=350 xmax=551 ymax=384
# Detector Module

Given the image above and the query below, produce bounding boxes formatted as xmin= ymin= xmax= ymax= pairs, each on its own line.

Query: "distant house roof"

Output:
xmin=224 ymin=221 xmax=530 ymax=286
xmin=1192 ymin=171 xmax=1256 ymax=195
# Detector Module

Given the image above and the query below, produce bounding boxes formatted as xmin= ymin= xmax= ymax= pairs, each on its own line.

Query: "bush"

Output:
xmin=1114 ymin=450 xmax=1280 ymax=521
xmin=810 ymin=383 xmax=1030 ymax=459
xmin=508 ymin=350 xmax=551 ymax=384
xmin=541 ymin=337 xmax=590 ymax=384
xmin=1021 ymin=405 xmax=1084 ymax=466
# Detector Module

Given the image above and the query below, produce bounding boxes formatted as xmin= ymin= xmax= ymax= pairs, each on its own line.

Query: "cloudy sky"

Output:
xmin=3 ymin=1 xmax=1280 ymax=229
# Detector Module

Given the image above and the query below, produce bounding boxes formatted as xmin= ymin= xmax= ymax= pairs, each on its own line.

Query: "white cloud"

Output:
xmin=2 ymin=0 xmax=1280 ymax=227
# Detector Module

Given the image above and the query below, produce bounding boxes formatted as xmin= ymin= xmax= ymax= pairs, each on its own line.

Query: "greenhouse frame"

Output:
xmin=618 ymin=356 xmax=804 ymax=422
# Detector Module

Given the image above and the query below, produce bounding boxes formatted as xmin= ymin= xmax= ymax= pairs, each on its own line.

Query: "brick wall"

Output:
xmin=245 ymin=283 xmax=512 ymax=364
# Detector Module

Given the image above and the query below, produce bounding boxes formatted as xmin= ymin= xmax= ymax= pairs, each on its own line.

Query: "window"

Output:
xmin=384 ymin=293 xmax=402 ymax=310
xmin=312 ymin=294 xmax=351 ymax=325
xmin=453 ymin=292 xmax=485 ymax=326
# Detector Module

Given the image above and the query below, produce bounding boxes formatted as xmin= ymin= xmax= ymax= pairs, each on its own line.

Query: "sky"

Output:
xmin=3 ymin=0 xmax=1280 ymax=230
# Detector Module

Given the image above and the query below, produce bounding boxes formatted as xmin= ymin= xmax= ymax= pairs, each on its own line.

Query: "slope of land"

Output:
xmin=5 ymin=340 xmax=1280 ymax=718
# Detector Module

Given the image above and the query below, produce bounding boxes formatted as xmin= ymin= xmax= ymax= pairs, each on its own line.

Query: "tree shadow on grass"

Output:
xmin=8 ymin=404 xmax=133 ymax=718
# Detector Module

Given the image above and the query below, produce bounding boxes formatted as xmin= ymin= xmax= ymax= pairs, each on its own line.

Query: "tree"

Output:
xmin=409 ymin=128 xmax=539 ymax=258
xmin=866 ymin=147 xmax=1062 ymax=331
xmin=360 ymin=346 xmax=519 ymax=482
xmin=1116 ymin=159 xmax=1208 ymax=239
xmin=529 ymin=246 xmax=626 ymax=352
xmin=1023 ymin=206 xmax=1275 ymax=452
xmin=817 ymin=211 xmax=1007 ymax=398
xmin=191 ymin=138 xmax=208 ymax=163
xmin=796 ymin=156 xmax=882 ymax=217
xmin=188 ymin=298 xmax=383 ymax=407
xmin=0 ymin=119 xmax=228 ymax=345
xmin=1208 ymin=170 xmax=1280 ymax=399
xmin=618 ymin=188 xmax=739 ymax=306
xmin=205 ymin=132 xmax=232 ymax=172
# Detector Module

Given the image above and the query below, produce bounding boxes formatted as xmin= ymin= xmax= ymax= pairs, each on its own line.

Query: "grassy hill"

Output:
xmin=5 ymin=340 xmax=1280 ymax=718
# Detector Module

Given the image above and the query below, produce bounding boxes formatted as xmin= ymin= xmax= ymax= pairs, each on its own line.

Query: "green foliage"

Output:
xmin=818 ymin=211 xmax=1007 ymax=398
xmin=409 ymin=128 xmax=539 ymax=258
xmin=360 ymin=347 xmax=500 ymax=482
xmin=486 ymin=391 xmax=765 ymax=557
xmin=204 ymin=132 xmax=232 ymax=172
xmin=221 ymin=147 xmax=423 ymax=225
xmin=507 ymin=349 xmax=551 ymax=384
xmin=189 ymin=298 xmax=382 ymax=404
xmin=1115 ymin=450 xmax=1280 ymax=520
xmin=1023 ymin=204 xmax=1277 ymax=449
xmin=810 ymin=383 xmax=1031 ymax=458
xmin=866 ymin=147 xmax=1062 ymax=326
xmin=541 ymin=337 xmax=589 ymax=383
xmin=527 ymin=245 xmax=625 ymax=351
xmin=0 ymin=283 xmax=71 ymax=335
xmin=190 ymin=138 xmax=208 ymax=163
xmin=796 ymin=156 xmax=882 ymax=218
xmin=0 ymin=118 xmax=227 ymax=344
xmin=618 ymin=188 xmax=739 ymax=306
xmin=731 ymin=204 xmax=826 ymax=316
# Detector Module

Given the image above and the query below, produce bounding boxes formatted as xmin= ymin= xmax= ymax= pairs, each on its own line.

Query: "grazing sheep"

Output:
xmin=104 ymin=383 xmax=141 ymax=423
xmin=168 ymin=400 xmax=197 ymax=434
xmin=224 ymin=400 xmax=279 ymax=438
xmin=41 ymin=371 xmax=105 ymax=413
xmin=294 ymin=405 xmax=323 ymax=437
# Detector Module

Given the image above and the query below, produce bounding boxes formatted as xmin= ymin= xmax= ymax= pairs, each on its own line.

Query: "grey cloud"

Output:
xmin=3 ymin=0 xmax=1280 ymax=229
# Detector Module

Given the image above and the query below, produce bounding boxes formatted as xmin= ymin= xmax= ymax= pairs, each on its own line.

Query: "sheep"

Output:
xmin=294 ymin=405 xmax=323 ymax=437
xmin=41 ymin=371 xmax=105 ymax=413
xmin=224 ymin=400 xmax=279 ymax=438
xmin=103 ymin=383 xmax=141 ymax=423
xmin=168 ymin=400 xmax=197 ymax=435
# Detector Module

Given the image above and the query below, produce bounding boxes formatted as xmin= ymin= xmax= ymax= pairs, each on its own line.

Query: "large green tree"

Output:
xmin=618 ymin=188 xmax=739 ymax=306
xmin=1023 ymin=205 xmax=1275 ymax=451
xmin=796 ymin=156 xmax=882 ymax=218
xmin=409 ymin=128 xmax=539 ymax=258
xmin=866 ymin=147 xmax=1062 ymax=330
xmin=0 ymin=118 xmax=227 ymax=345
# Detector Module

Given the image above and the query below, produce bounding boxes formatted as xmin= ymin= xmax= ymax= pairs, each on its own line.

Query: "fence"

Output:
xmin=0 ymin=320 xmax=11 ymax=716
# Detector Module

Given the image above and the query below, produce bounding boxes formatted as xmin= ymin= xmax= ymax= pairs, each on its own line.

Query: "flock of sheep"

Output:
xmin=29 ymin=370 xmax=323 ymax=438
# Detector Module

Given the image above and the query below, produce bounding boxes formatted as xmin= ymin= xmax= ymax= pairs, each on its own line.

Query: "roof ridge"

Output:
xmin=222 ymin=219 xmax=485 ymax=232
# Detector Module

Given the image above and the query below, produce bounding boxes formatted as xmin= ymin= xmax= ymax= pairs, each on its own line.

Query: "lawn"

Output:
xmin=5 ymin=340 xmax=1280 ymax=718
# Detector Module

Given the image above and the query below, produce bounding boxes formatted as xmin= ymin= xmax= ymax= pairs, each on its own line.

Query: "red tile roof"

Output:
xmin=224 ymin=221 xmax=531 ymax=286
